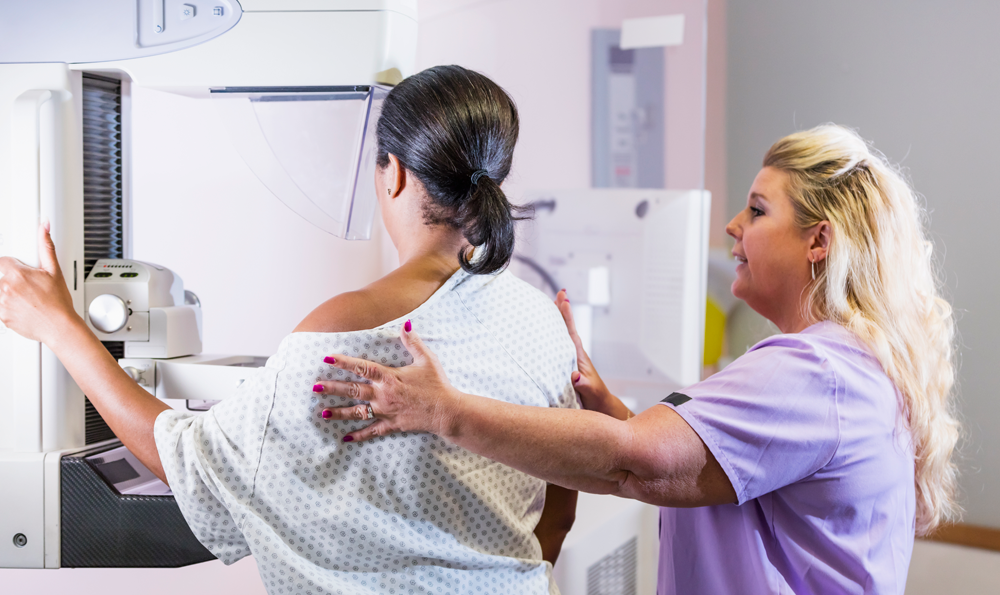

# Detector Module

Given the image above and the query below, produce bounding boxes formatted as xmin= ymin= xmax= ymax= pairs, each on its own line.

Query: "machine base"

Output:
xmin=60 ymin=442 xmax=214 ymax=567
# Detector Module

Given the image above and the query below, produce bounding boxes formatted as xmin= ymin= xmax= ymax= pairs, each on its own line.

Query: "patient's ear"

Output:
xmin=385 ymin=154 xmax=404 ymax=199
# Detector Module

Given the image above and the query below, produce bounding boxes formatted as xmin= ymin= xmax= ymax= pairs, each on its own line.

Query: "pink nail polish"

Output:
xmin=321 ymin=410 xmax=332 ymax=419
xmin=404 ymin=319 xmax=412 ymax=333
xmin=312 ymin=384 xmax=324 ymax=393
xmin=324 ymin=356 xmax=337 ymax=364
xmin=342 ymin=435 xmax=354 ymax=442
xmin=561 ymin=288 xmax=566 ymax=293
xmin=564 ymin=298 xmax=570 ymax=303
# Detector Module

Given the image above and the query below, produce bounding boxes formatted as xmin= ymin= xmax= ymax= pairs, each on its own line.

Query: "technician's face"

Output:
xmin=725 ymin=167 xmax=812 ymax=322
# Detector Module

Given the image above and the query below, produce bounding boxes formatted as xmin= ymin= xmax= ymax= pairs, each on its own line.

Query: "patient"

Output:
xmin=155 ymin=66 xmax=580 ymax=594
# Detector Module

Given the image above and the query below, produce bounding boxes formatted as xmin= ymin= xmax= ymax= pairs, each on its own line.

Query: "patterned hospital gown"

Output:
xmin=154 ymin=269 xmax=579 ymax=595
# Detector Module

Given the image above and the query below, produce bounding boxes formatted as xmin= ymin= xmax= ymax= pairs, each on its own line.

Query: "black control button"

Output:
xmin=93 ymin=272 xmax=112 ymax=278
xmin=120 ymin=272 xmax=139 ymax=278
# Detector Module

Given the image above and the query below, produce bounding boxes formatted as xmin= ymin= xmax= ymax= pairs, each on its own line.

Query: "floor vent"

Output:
xmin=586 ymin=536 xmax=638 ymax=595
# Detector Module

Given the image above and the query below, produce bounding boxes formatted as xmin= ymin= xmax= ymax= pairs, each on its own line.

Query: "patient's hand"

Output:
xmin=0 ymin=222 xmax=79 ymax=344
xmin=555 ymin=290 xmax=632 ymax=420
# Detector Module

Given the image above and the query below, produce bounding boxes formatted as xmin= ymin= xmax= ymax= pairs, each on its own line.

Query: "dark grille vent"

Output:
xmin=102 ymin=341 xmax=125 ymax=360
xmin=84 ymin=341 xmax=125 ymax=445
xmin=82 ymin=73 xmax=124 ymax=445
xmin=82 ymin=73 xmax=124 ymax=277
xmin=84 ymin=397 xmax=116 ymax=445
xmin=586 ymin=536 xmax=638 ymax=595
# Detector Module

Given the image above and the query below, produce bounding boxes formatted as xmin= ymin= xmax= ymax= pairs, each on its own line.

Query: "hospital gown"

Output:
xmin=154 ymin=269 xmax=579 ymax=595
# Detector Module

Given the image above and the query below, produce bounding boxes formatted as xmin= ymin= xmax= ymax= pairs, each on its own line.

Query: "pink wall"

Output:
xmin=419 ymin=0 xmax=727 ymax=245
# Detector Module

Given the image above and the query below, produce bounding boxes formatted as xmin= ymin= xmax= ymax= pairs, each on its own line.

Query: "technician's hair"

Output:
xmin=765 ymin=124 xmax=959 ymax=535
xmin=375 ymin=65 xmax=529 ymax=275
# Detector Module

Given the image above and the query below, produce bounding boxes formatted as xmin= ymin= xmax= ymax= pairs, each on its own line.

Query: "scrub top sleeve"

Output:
xmin=662 ymin=336 xmax=841 ymax=505
xmin=154 ymin=409 xmax=251 ymax=565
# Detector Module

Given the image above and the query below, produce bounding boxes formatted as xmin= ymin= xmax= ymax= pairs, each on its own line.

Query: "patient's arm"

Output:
xmin=0 ymin=225 xmax=170 ymax=483
xmin=534 ymin=483 xmax=578 ymax=565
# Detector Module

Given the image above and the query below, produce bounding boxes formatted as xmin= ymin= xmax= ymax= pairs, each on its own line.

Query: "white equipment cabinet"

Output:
xmin=516 ymin=188 xmax=711 ymax=595
xmin=0 ymin=0 xmax=417 ymax=569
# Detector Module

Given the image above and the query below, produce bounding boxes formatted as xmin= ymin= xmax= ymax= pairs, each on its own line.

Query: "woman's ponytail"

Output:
xmin=457 ymin=175 xmax=531 ymax=275
xmin=375 ymin=65 xmax=525 ymax=275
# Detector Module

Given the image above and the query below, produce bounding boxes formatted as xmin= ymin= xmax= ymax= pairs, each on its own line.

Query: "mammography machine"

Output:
xmin=0 ymin=0 xmax=417 ymax=569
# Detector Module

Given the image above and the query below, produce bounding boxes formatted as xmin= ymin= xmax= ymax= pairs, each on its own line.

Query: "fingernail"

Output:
xmin=572 ymin=372 xmax=580 ymax=384
xmin=312 ymin=384 xmax=324 ymax=393
xmin=321 ymin=410 xmax=332 ymax=419
xmin=342 ymin=435 xmax=354 ymax=442
xmin=561 ymin=288 xmax=566 ymax=293
xmin=564 ymin=299 xmax=570 ymax=303
xmin=404 ymin=319 xmax=412 ymax=333
xmin=324 ymin=356 xmax=337 ymax=364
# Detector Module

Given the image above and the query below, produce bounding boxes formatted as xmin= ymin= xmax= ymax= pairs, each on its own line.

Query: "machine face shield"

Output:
xmin=212 ymin=85 xmax=389 ymax=240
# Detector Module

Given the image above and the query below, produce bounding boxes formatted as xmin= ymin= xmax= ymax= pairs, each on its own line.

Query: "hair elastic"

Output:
xmin=470 ymin=169 xmax=489 ymax=186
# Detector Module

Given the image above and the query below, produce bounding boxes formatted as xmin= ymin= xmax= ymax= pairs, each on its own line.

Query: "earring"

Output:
xmin=387 ymin=188 xmax=391 ymax=195
xmin=811 ymin=260 xmax=816 ymax=281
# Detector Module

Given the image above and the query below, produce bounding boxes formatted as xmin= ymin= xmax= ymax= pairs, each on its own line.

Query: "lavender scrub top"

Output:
xmin=658 ymin=321 xmax=915 ymax=595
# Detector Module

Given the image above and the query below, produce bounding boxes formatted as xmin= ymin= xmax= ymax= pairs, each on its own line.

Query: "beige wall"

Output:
xmin=704 ymin=0 xmax=728 ymax=246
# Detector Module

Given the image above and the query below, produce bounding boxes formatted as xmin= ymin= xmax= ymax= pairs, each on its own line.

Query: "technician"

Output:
xmin=316 ymin=124 xmax=960 ymax=594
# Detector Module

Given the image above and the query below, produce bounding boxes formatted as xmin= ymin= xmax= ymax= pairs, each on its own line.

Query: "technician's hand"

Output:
xmin=0 ymin=222 xmax=79 ymax=345
xmin=555 ymin=290 xmax=627 ymax=419
xmin=315 ymin=322 xmax=465 ymax=443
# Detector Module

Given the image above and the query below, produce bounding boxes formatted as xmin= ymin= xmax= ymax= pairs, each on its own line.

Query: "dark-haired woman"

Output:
xmin=0 ymin=65 xmax=579 ymax=594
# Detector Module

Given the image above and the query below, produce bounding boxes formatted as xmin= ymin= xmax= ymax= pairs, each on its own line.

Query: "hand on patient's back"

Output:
xmin=313 ymin=322 xmax=463 ymax=443
xmin=0 ymin=222 xmax=78 ymax=344
xmin=555 ymin=290 xmax=615 ymax=413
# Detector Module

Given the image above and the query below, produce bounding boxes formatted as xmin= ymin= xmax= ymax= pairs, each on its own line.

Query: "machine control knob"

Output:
xmin=88 ymin=294 xmax=129 ymax=334
xmin=123 ymin=366 xmax=142 ymax=382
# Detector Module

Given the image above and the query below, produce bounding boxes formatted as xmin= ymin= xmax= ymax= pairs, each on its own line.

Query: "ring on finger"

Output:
xmin=365 ymin=403 xmax=375 ymax=420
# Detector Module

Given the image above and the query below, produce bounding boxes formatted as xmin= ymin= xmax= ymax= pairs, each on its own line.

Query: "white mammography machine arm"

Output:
xmin=0 ymin=0 xmax=416 ymax=569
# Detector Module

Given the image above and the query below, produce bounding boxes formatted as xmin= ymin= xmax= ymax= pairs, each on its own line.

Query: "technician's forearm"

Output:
xmin=441 ymin=393 xmax=635 ymax=494
xmin=48 ymin=313 xmax=169 ymax=482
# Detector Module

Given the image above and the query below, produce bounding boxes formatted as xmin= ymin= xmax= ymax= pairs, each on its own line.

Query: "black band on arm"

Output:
xmin=661 ymin=392 xmax=692 ymax=407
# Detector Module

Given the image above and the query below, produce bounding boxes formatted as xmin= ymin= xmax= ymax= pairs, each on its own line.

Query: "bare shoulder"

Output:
xmin=293 ymin=263 xmax=460 ymax=334
xmin=292 ymin=289 xmax=381 ymax=333
xmin=291 ymin=269 xmax=443 ymax=334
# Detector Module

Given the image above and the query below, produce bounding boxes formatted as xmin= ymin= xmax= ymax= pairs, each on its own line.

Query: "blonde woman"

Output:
xmin=313 ymin=124 xmax=959 ymax=593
